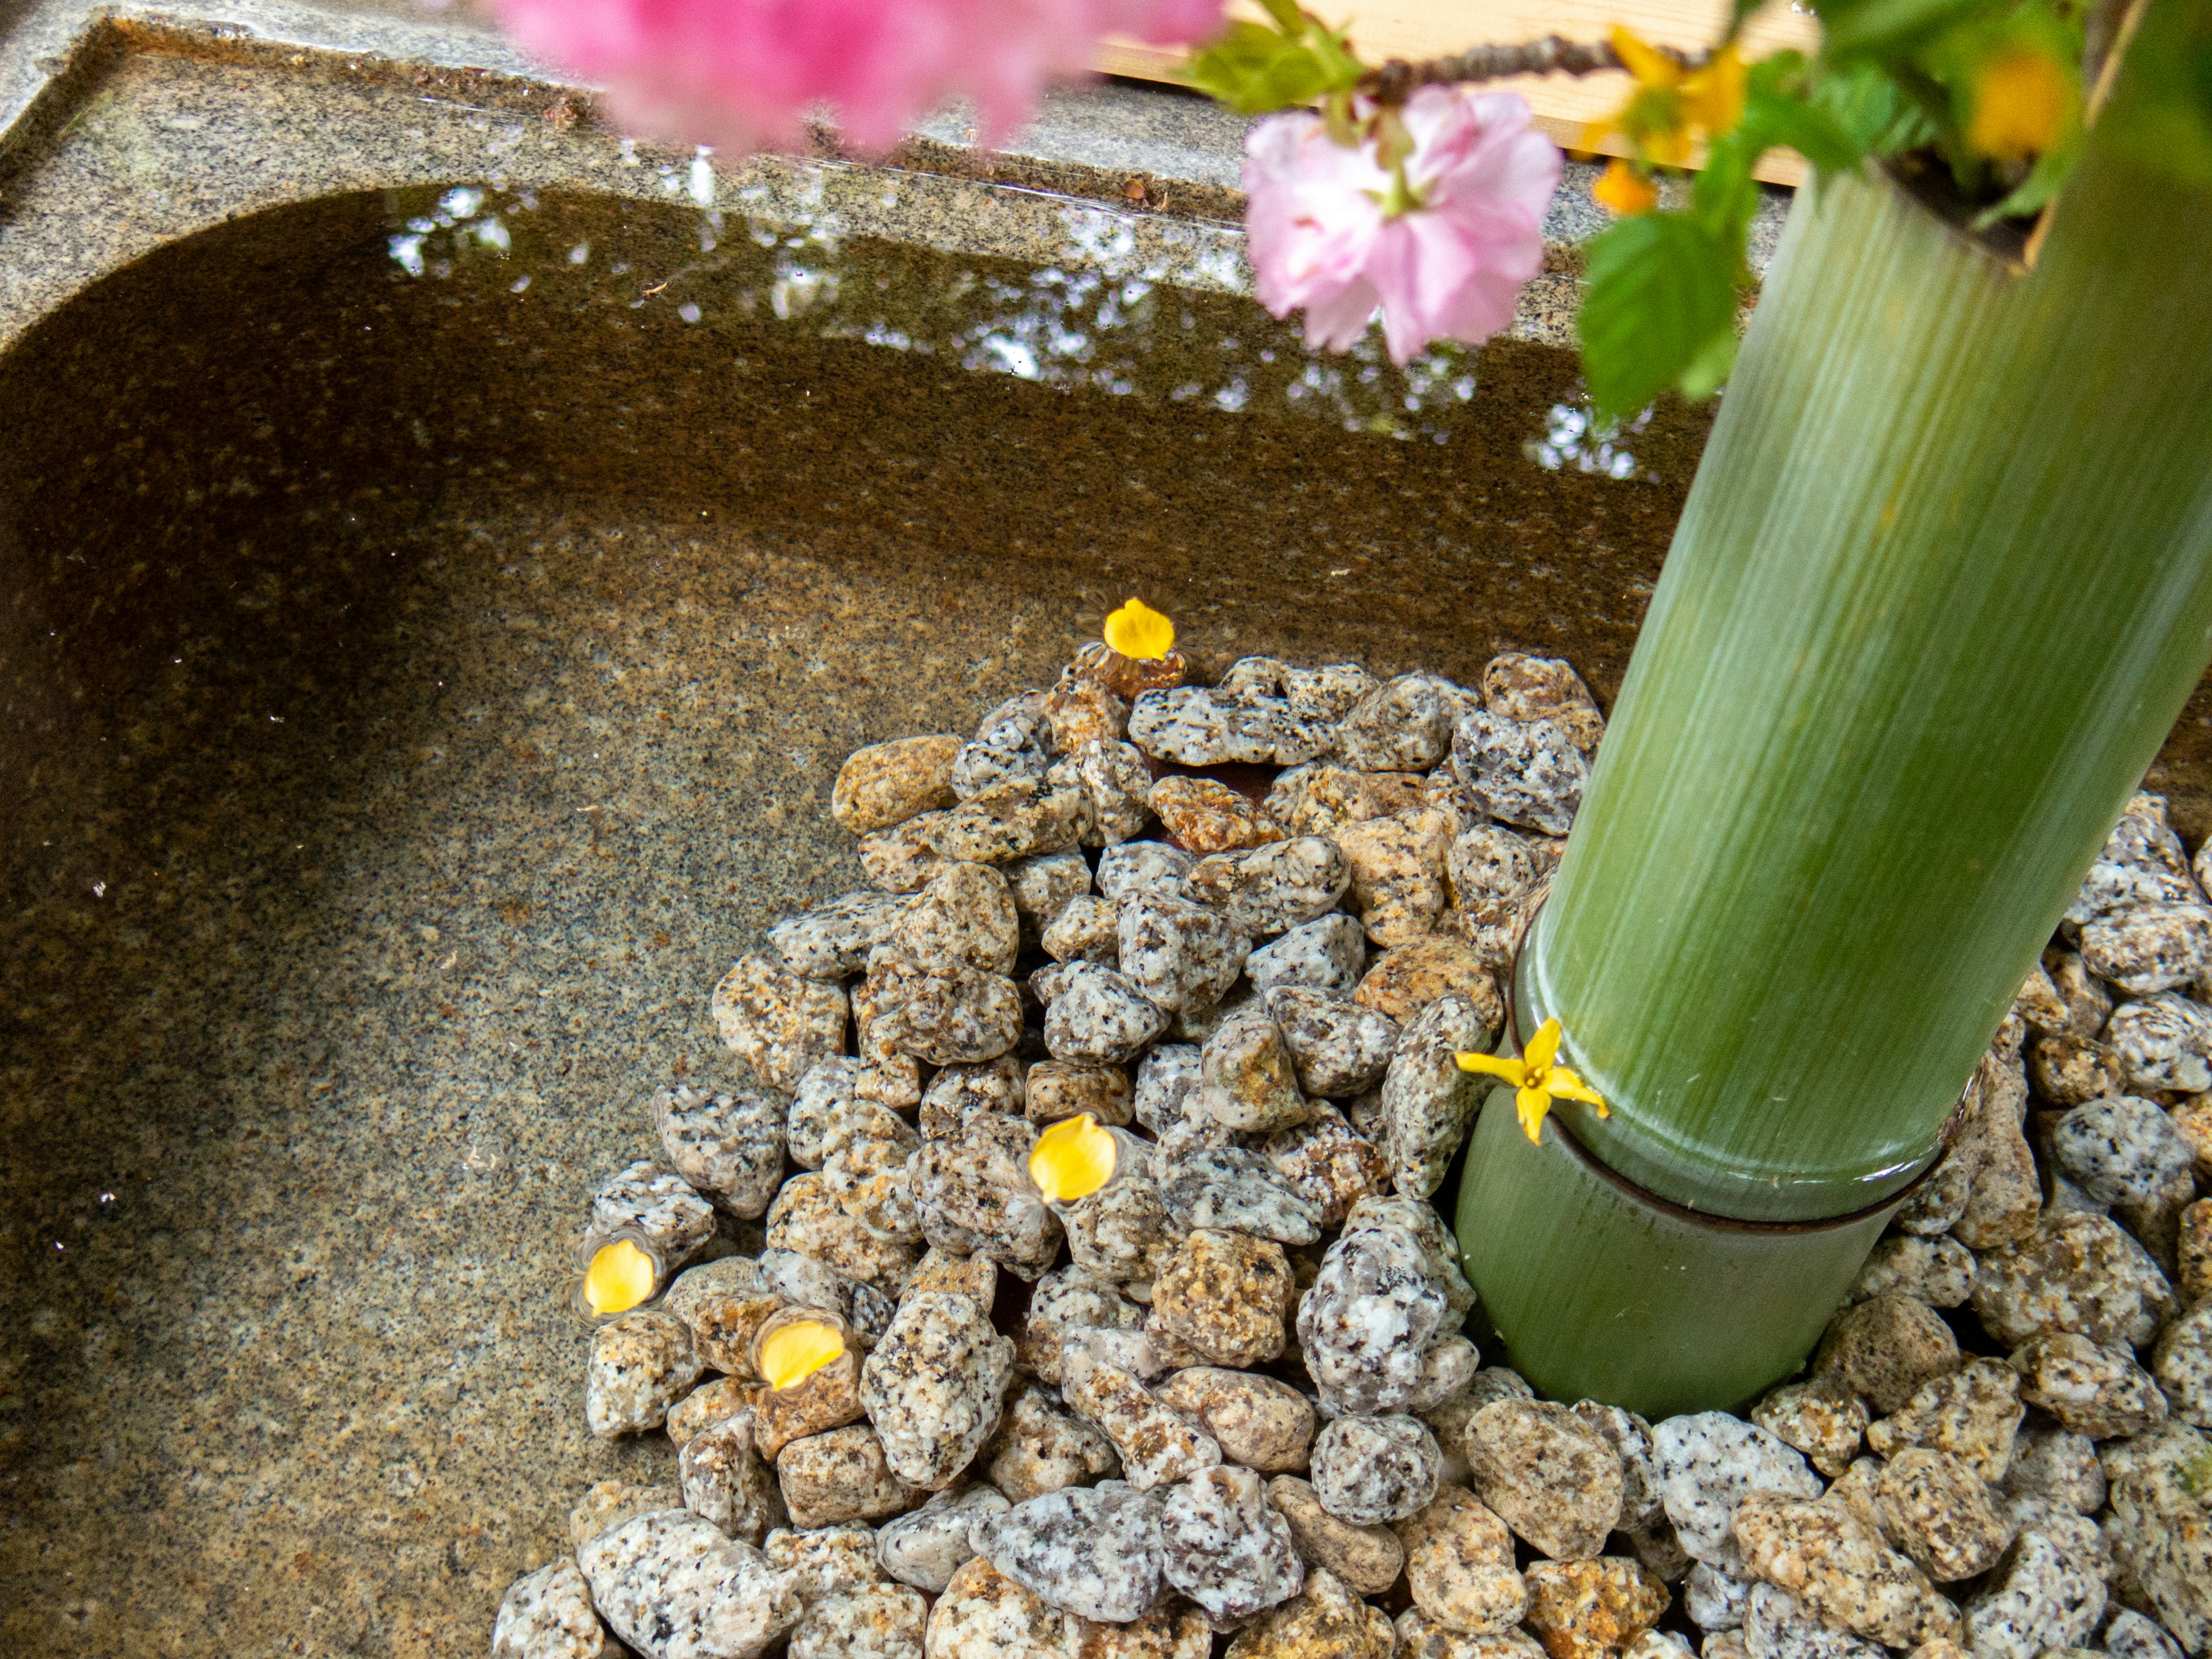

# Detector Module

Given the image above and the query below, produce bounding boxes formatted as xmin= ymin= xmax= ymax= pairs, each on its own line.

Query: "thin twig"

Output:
xmin=1360 ymin=35 xmax=1694 ymax=104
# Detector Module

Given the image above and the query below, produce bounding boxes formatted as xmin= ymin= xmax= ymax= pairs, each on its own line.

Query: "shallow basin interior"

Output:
xmin=0 ymin=181 xmax=1725 ymax=1655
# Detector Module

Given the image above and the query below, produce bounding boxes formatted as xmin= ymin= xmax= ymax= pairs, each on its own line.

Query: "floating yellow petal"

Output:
xmin=1455 ymin=1017 xmax=1610 ymax=1145
xmin=1103 ymin=598 xmax=1175 ymax=662
xmin=1029 ymin=1113 xmax=1119 ymax=1204
xmin=584 ymin=1237 xmax=657 ymax=1316
xmin=1967 ymin=49 xmax=2070 ymax=162
xmin=759 ymin=1318 xmax=847 ymax=1391
xmin=1594 ymin=158 xmax=1658 ymax=217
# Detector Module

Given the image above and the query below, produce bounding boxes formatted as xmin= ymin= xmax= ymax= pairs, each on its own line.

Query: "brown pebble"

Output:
xmin=832 ymin=734 xmax=963 ymax=834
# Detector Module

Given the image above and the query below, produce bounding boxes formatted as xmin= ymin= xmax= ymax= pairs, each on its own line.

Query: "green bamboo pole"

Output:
xmin=1459 ymin=3 xmax=2212 ymax=1410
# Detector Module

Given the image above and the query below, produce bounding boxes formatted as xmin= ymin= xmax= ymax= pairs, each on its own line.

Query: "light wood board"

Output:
xmin=1097 ymin=0 xmax=1816 ymax=184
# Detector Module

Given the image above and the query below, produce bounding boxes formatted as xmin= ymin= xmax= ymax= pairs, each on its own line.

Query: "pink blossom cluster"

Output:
xmin=492 ymin=0 xmax=1227 ymax=155
xmin=1244 ymin=88 xmax=1560 ymax=363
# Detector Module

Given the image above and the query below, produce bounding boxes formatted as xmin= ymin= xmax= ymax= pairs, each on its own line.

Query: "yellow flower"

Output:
xmin=1456 ymin=1017 xmax=1609 ymax=1145
xmin=1967 ymin=49 xmax=2070 ymax=162
xmin=1029 ymin=1113 xmax=1120 ymax=1204
xmin=758 ymin=1318 xmax=847 ymax=1391
xmin=1103 ymin=597 xmax=1175 ymax=661
xmin=1594 ymin=157 xmax=1658 ymax=216
xmin=583 ymin=1236 xmax=657 ymax=1316
xmin=1584 ymin=29 xmax=1746 ymax=170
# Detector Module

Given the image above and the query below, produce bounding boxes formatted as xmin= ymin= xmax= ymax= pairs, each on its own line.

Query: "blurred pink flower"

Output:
xmin=493 ymin=0 xmax=1227 ymax=156
xmin=1243 ymin=87 xmax=1560 ymax=365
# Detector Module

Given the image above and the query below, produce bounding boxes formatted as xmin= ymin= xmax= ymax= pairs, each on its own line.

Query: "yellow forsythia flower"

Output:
xmin=1103 ymin=597 xmax=1175 ymax=661
xmin=1967 ymin=49 xmax=2070 ymax=162
xmin=1584 ymin=29 xmax=1745 ymax=170
xmin=1594 ymin=157 xmax=1659 ymax=215
xmin=1456 ymin=1017 xmax=1610 ymax=1145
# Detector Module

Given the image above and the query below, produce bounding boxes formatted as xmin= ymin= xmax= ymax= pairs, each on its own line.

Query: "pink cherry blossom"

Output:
xmin=1243 ymin=87 xmax=1561 ymax=365
xmin=492 ymin=0 xmax=1227 ymax=156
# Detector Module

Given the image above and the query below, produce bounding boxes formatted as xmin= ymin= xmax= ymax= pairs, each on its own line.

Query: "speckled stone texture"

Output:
xmin=861 ymin=1290 xmax=1016 ymax=1488
xmin=971 ymin=1480 xmax=1169 ymax=1623
xmin=577 ymin=1510 xmax=802 ymax=1659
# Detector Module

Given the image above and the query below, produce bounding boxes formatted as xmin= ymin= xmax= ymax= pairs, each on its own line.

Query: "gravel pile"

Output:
xmin=491 ymin=636 xmax=2210 ymax=1659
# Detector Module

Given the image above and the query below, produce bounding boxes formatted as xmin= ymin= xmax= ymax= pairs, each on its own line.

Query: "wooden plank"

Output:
xmin=1097 ymin=0 xmax=1814 ymax=185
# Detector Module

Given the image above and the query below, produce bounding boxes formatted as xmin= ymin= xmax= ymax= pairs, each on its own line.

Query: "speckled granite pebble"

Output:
xmin=1651 ymin=1413 xmax=1821 ymax=1571
xmin=929 ymin=773 xmax=1088 ymax=865
xmin=1097 ymin=840 xmax=1195 ymax=902
xmin=1875 ymin=1449 xmax=2014 ymax=1581
xmin=915 ymin=1113 xmax=1063 ymax=1279
xmin=577 ymin=1510 xmax=802 ymax=1659
xmin=1158 ymin=1146 xmax=1324 ymax=1243
xmin=2104 ymin=996 xmax=2212 ymax=1093
xmin=1998 ymin=1423 xmax=2103 ymax=1513
xmin=771 ymin=891 xmax=915 ymax=980
xmin=765 ymin=1520 xmax=885 ymax=1600
xmin=1335 ymin=674 xmax=1463 ymax=772
xmin=1396 ymin=1484 xmax=1525 ymax=1635
xmin=1005 ymin=847 xmax=1093 ymax=944
xmin=1381 ymin=994 xmax=1491 ymax=1198
xmin=1160 ymin=1463 xmax=1307 ymax=1624
xmin=653 ymin=1086 xmax=788 ymax=1219
xmin=1154 ymin=1368 xmax=1315 ymax=1473
xmin=1957 ymin=1508 xmax=2109 ymax=1659
xmin=1814 ymin=1294 xmax=1963 ymax=1416
xmin=1570 ymin=1402 xmax=1662 ymax=1531
xmin=1224 ymin=1566 xmax=1396 ymax=1659
xmin=1399 ymin=1612 xmax=1554 ymax=1659
xmin=2080 ymin=905 xmax=2212 ymax=996
xmin=1298 ymin=1203 xmax=1472 ymax=1416
xmin=835 ymin=737 xmax=964 ymax=834
xmin=778 ymin=1425 xmax=916 ymax=1529
xmin=1483 ymin=655 xmax=1605 ymax=754
xmin=588 ymin=1309 xmax=706 ymax=1438
xmin=1186 ymin=836 xmax=1351 ymax=937
xmin=2102 ymin=1424 xmax=2212 ymax=1652
xmin=1849 ymin=1236 xmax=1977 ymax=1309
xmin=897 ymin=862 xmax=1022 ymax=975
xmin=1864 ymin=1359 xmax=2024 ymax=1481
xmin=1336 ymin=808 xmax=1457 ymax=946
xmin=714 ymin=955 xmax=852 ymax=1090
xmin=1150 ymin=776 xmax=1285 ymax=854
xmin=1149 ymin=1228 xmax=1293 ymax=1367
xmin=863 ymin=814 xmax=953 ymax=893
xmin=1247 ymin=914 xmax=1369 ymax=996
xmin=684 ymin=1407 xmax=791 ymax=1541
xmin=590 ymin=1160 xmax=720 ymax=1270
xmin=1463 ymin=1400 xmax=1623 ymax=1562
xmin=755 ymin=1331 xmax=870 ymax=1462
xmin=1354 ymin=936 xmax=1504 ymax=1027
xmin=1266 ymin=1475 xmax=1406 ymax=1594
xmin=790 ymin=1583 xmax=929 ymax=1659
xmin=1198 ymin=1010 xmax=1312 ymax=1132
xmin=1522 ymin=1557 xmax=1669 ymax=1659
xmin=1041 ymin=894 xmax=1123 ymax=964
xmin=1119 ymin=892 xmax=1250 ymax=1014
xmin=1750 ymin=1381 xmax=1866 ymax=1480
xmin=2153 ymin=1300 xmax=2212 ymax=1423
xmin=1969 ymin=1211 xmax=2175 ymax=1349
xmin=1061 ymin=1173 xmax=1181 ymax=1287
xmin=862 ymin=1290 xmax=1015 ymax=1489
xmin=1027 ymin=1060 xmax=1135 ymax=1126
xmin=878 ymin=1483 xmax=1008 ymax=1592
xmin=1686 ymin=1562 xmax=1752 ymax=1631
xmin=985 ymin=1381 xmax=1122 ymax=1499
xmin=768 ymin=1173 xmax=923 ymax=1293
xmin=1741 ymin=1582 xmax=1886 ymax=1659
xmin=670 ymin=1378 xmax=760 ymax=1449
xmin=1265 ymin=1104 xmax=1392 ymax=1225
xmin=1312 ymin=1413 xmax=1442 ymax=1525
xmin=1451 ymin=711 xmax=1587 ymax=835
xmin=2012 ymin=1331 xmax=2169 ymax=1437
xmin=1015 ymin=1267 xmax=1145 ymax=1383
xmin=919 ymin=1056 xmax=1027 ymax=1140
xmin=1045 ymin=962 xmax=1176 ymax=1065
xmin=2107 ymin=1609 xmax=2189 ymax=1659
xmin=571 ymin=1481 xmax=687 ymax=1550
xmin=1062 ymin=1337 xmax=1221 ymax=1491
xmin=1073 ymin=738 xmax=1157 ymax=847
xmin=493 ymin=1559 xmax=609 ymax=1659
xmin=1267 ymin=987 xmax=1402 ymax=1101
xmin=972 ymin=1480 xmax=1168 ymax=1623
xmin=2051 ymin=1093 xmax=2198 ymax=1217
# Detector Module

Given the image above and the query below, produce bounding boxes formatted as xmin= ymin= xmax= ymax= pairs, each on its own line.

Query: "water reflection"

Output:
xmin=380 ymin=173 xmax=1645 ymax=467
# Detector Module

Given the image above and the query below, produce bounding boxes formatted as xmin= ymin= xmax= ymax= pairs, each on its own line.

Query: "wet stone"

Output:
xmin=1004 ymin=846 xmax=1093 ymax=948
xmin=1156 ymin=1368 xmax=1316 ymax=1473
xmin=2080 ymin=904 xmax=2212 ymax=997
xmin=2012 ymin=1330 xmax=2169 ymax=1437
xmin=1571 ymin=1402 xmax=1662 ymax=1530
xmin=1097 ymin=840 xmax=1195 ymax=902
xmin=1074 ymin=738 xmax=1156 ymax=847
xmin=929 ymin=773 xmax=1088 ymax=865
xmin=1814 ymin=1294 xmax=1962 ymax=1416
xmin=1149 ymin=1228 xmax=1294 ymax=1368
xmin=1849 ymin=1236 xmax=1977 ymax=1310
xmin=778 ymin=1425 xmax=916 ymax=1529
xmin=914 ymin=1114 xmax=1063 ymax=1280
xmin=670 ymin=1377 xmax=760 ymax=1449
xmin=767 ymin=1172 xmax=922 ymax=1295
xmin=789 ymin=1583 xmax=928 ymax=1659
xmin=1026 ymin=1060 xmax=1134 ymax=1126
xmin=1061 ymin=1174 xmax=1181 ymax=1287
xmin=1160 ymin=1463 xmax=1308 ymax=1624
xmin=652 ymin=1085 xmax=786 ymax=1220
xmin=861 ymin=1290 xmax=1015 ymax=1490
xmin=588 ymin=1160 xmax=719 ymax=1279
xmin=862 ymin=813 xmax=952 ymax=894
xmin=1044 ymin=963 xmax=1173 ymax=1065
xmin=1752 ymin=1381 xmax=1868 ymax=1480
xmin=1199 ymin=1010 xmax=1313 ymax=1133
xmin=1876 ymin=1449 xmax=2014 ymax=1581
xmin=2153 ymin=1300 xmax=2212 ymax=1424
xmin=713 ymin=954 xmax=851 ymax=1092
xmin=1267 ymin=987 xmax=1402 ymax=1100
xmin=835 ymin=736 xmax=964 ymax=834
xmin=1337 ymin=808 xmax=1457 ymax=946
xmin=1158 ymin=1146 xmax=1324 ymax=1244
xmin=1354 ymin=935 xmax=1503 ymax=1027
xmin=1969 ymin=1211 xmax=2175 ymax=1349
xmin=1336 ymin=673 xmax=1464 ymax=772
xmin=1015 ymin=1266 xmax=1145 ymax=1384
xmin=896 ymin=862 xmax=1021 ymax=976
xmin=1483 ymin=654 xmax=1605 ymax=755
xmin=1396 ymin=1484 xmax=1526 ymax=1635
xmin=1264 ymin=1104 xmax=1391 ymax=1226
xmin=1958 ymin=1510 xmax=2109 ymax=1659
xmin=1224 ymin=1566 xmax=1396 ymax=1659
xmin=877 ymin=1482 xmax=1008 ymax=1593
xmin=1452 ymin=710 xmax=1589 ymax=836
xmin=1187 ymin=836 xmax=1352 ymax=938
xmin=1119 ymin=892 xmax=1251 ymax=1014
xmin=576 ymin=1510 xmax=802 ymax=1659
xmin=873 ymin=960 xmax=1025 ymax=1066
xmin=1150 ymin=776 xmax=1284 ymax=854
xmin=1522 ymin=1558 xmax=1670 ymax=1659
xmin=971 ymin=1480 xmax=1169 ymax=1623
xmin=1650 ymin=1412 xmax=1822 ymax=1571
xmin=588 ymin=1309 xmax=706 ymax=1438
xmin=492 ymin=1559 xmax=608 ymax=1659
xmin=1247 ymin=914 xmax=1369 ymax=997
xmin=1864 ymin=1359 xmax=2024 ymax=1482
xmin=2049 ymin=1094 xmax=2197 ymax=1215
xmin=2105 ymin=995 xmax=2212 ymax=1093
xmin=1041 ymin=894 xmax=1122 ymax=964
xmin=986 ymin=1380 xmax=1122 ymax=1500
xmin=770 ymin=890 xmax=913 ymax=983
xmin=681 ymin=1412 xmax=786 ymax=1544
xmin=1380 ymin=993 xmax=1491 ymax=1199
xmin=1463 ymin=1400 xmax=1623 ymax=1563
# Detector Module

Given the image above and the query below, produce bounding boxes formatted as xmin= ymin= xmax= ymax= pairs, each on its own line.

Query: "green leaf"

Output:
xmin=1184 ymin=20 xmax=1361 ymax=114
xmin=1676 ymin=324 xmax=1740 ymax=400
xmin=1817 ymin=0 xmax=1987 ymax=57
xmin=1577 ymin=214 xmax=1742 ymax=418
xmin=1739 ymin=85 xmax=1868 ymax=173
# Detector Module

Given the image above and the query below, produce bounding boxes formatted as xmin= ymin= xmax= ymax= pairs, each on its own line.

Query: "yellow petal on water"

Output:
xmin=1102 ymin=598 xmax=1175 ymax=662
xmin=1029 ymin=1113 xmax=1119 ymax=1204
xmin=1456 ymin=1050 xmax=1528 ymax=1085
xmin=759 ymin=1319 xmax=847 ymax=1391
xmin=584 ymin=1237 xmax=657 ymax=1316
xmin=1516 ymin=1085 xmax=1553 ymax=1145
